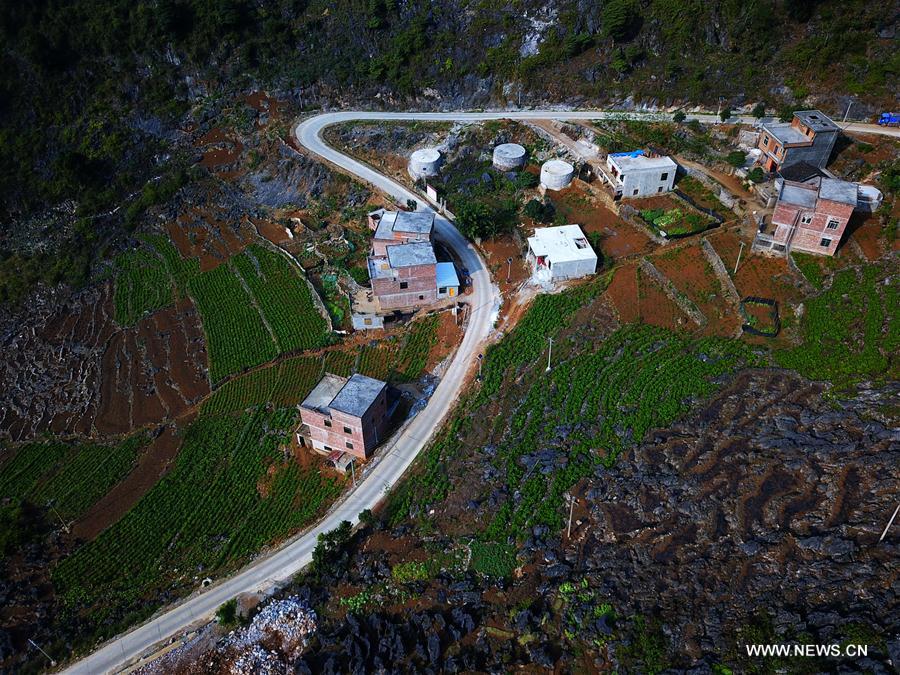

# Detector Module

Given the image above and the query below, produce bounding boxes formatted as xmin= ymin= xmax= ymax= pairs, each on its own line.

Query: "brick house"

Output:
xmin=368 ymin=209 xmax=435 ymax=255
xmin=757 ymin=110 xmax=840 ymax=173
xmin=755 ymin=177 xmax=857 ymax=257
xmin=298 ymin=373 xmax=389 ymax=459
xmin=368 ymin=241 xmax=438 ymax=311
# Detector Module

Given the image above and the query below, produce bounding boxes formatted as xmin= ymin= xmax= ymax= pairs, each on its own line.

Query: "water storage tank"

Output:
xmin=857 ymin=184 xmax=883 ymax=213
xmin=409 ymin=148 xmax=442 ymax=179
xmin=540 ymin=159 xmax=574 ymax=190
xmin=492 ymin=143 xmax=527 ymax=171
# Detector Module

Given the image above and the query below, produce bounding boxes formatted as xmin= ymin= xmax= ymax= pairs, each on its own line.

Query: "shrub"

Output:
xmin=602 ymin=0 xmax=640 ymax=42
xmin=747 ymin=167 xmax=765 ymax=183
xmin=524 ymin=198 xmax=555 ymax=223
xmin=672 ymin=111 xmax=686 ymax=123
xmin=719 ymin=107 xmax=731 ymax=122
xmin=752 ymin=102 xmax=767 ymax=118
xmin=726 ymin=151 xmax=746 ymax=168
xmin=471 ymin=541 xmax=517 ymax=578
xmin=216 ymin=599 xmax=237 ymax=627
xmin=515 ymin=171 xmax=539 ymax=189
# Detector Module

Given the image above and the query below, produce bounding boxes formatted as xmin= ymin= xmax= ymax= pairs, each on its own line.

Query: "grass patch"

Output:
xmin=470 ymin=541 xmax=517 ymax=578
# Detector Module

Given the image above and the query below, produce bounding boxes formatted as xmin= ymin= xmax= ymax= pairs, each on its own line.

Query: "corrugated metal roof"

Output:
xmin=435 ymin=262 xmax=459 ymax=288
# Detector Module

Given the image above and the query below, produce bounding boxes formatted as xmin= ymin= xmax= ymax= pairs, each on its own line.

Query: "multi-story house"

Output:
xmin=757 ymin=110 xmax=840 ymax=174
xmin=368 ymin=241 xmax=439 ymax=311
xmin=298 ymin=373 xmax=389 ymax=459
xmin=368 ymin=209 xmax=434 ymax=255
xmin=754 ymin=176 xmax=857 ymax=257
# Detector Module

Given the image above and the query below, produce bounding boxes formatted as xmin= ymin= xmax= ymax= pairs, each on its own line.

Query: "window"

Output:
xmin=343 ymin=426 xmax=352 ymax=434
xmin=773 ymin=244 xmax=786 ymax=252
xmin=399 ymin=281 xmax=408 ymax=289
xmin=438 ymin=286 xmax=446 ymax=294
xmin=324 ymin=445 xmax=333 ymax=452
xmin=419 ymin=294 xmax=424 ymax=300
xmin=323 ymin=419 xmax=332 ymax=428
xmin=632 ymin=188 xmax=639 ymax=196
xmin=364 ymin=317 xmax=373 ymax=326
xmin=346 ymin=442 xmax=353 ymax=450
xmin=660 ymin=172 xmax=669 ymax=181
xmin=800 ymin=213 xmax=813 ymax=225
xmin=826 ymin=217 xmax=840 ymax=229
xmin=763 ymin=134 xmax=770 ymax=146
xmin=820 ymin=237 xmax=832 ymax=248
xmin=657 ymin=187 xmax=663 ymax=193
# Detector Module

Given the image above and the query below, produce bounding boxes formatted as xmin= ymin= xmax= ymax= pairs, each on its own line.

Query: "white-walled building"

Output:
xmin=605 ymin=150 xmax=677 ymax=199
xmin=526 ymin=225 xmax=598 ymax=282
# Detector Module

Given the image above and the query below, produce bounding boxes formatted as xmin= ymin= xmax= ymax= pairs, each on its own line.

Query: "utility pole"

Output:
xmin=734 ymin=241 xmax=745 ymax=275
xmin=48 ymin=502 xmax=70 ymax=534
xmin=350 ymin=458 xmax=357 ymax=488
xmin=477 ymin=353 xmax=484 ymax=380
xmin=28 ymin=639 xmax=56 ymax=668
xmin=506 ymin=257 xmax=513 ymax=283
xmin=546 ymin=337 xmax=553 ymax=372
xmin=879 ymin=503 xmax=900 ymax=543
xmin=567 ymin=495 xmax=577 ymax=539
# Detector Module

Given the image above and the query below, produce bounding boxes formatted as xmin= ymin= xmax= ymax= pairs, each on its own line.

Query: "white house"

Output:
xmin=526 ymin=225 xmax=598 ymax=282
xmin=605 ymin=150 xmax=677 ymax=199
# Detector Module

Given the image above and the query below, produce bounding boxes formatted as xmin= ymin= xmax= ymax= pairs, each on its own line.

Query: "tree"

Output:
xmin=719 ymin=107 xmax=732 ymax=122
xmin=726 ymin=151 xmax=746 ymax=168
xmin=456 ymin=199 xmax=494 ymax=239
xmin=747 ymin=167 xmax=765 ymax=183
xmin=752 ymin=102 xmax=767 ymax=119
xmin=602 ymin=0 xmax=640 ymax=42
xmin=673 ymin=111 xmax=686 ymax=124
xmin=778 ymin=106 xmax=794 ymax=122
xmin=524 ymin=198 xmax=555 ymax=223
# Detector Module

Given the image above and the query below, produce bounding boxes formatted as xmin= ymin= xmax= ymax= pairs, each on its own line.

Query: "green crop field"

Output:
xmin=777 ymin=264 xmax=897 ymax=387
xmin=0 ymin=435 xmax=147 ymax=521
xmin=232 ymin=245 xmax=329 ymax=353
xmin=52 ymin=406 xmax=344 ymax=644
xmin=190 ymin=245 xmax=330 ymax=383
xmin=188 ymin=261 xmax=279 ymax=382
xmin=112 ymin=235 xmax=200 ymax=326
xmin=357 ymin=314 xmax=441 ymax=383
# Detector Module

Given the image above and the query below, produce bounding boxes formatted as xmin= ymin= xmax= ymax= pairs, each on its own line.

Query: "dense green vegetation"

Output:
xmin=776 ymin=265 xmax=897 ymax=387
xmin=640 ymin=207 xmax=713 ymax=237
xmin=53 ymin=406 xmax=343 ymax=645
xmin=0 ymin=435 xmax=147 ymax=522
xmin=188 ymin=245 xmax=329 ymax=383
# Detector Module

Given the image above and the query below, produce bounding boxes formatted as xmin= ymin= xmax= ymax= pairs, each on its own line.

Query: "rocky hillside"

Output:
xmin=1 ymin=0 xmax=897 ymax=305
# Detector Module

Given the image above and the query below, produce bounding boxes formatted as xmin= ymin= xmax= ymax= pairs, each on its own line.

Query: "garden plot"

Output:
xmin=652 ymin=244 xmax=742 ymax=336
xmin=551 ymin=187 xmax=654 ymax=259
xmin=635 ymin=193 xmax=718 ymax=239
xmin=707 ymin=230 xmax=803 ymax=308
xmin=607 ymin=263 xmax=688 ymax=330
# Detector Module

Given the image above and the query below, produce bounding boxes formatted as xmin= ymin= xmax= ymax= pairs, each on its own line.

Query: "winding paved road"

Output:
xmin=64 ymin=107 xmax=899 ymax=674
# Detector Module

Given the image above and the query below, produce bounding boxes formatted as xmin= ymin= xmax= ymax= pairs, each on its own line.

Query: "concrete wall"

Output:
xmin=549 ymin=256 xmax=597 ymax=280
xmin=371 ymin=231 xmax=430 ymax=256
xmin=621 ymin=167 xmax=675 ymax=198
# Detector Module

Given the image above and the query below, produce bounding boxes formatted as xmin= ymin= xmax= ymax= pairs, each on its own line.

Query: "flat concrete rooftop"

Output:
xmin=300 ymin=372 xmax=386 ymax=418
xmin=330 ymin=373 xmax=386 ymax=417
xmin=374 ymin=210 xmax=435 ymax=240
xmin=386 ymin=241 xmax=437 ymax=268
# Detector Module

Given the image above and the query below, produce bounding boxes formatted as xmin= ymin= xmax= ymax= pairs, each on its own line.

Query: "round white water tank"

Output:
xmin=540 ymin=159 xmax=574 ymax=190
xmin=409 ymin=148 xmax=442 ymax=179
xmin=492 ymin=143 xmax=527 ymax=171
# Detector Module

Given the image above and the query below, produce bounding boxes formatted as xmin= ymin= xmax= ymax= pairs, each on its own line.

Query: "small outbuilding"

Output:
xmin=526 ymin=224 xmax=598 ymax=282
xmin=435 ymin=262 xmax=460 ymax=299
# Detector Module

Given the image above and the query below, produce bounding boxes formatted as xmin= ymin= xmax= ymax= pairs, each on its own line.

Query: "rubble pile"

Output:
xmin=225 ymin=597 xmax=317 ymax=662
xmin=228 ymin=645 xmax=285 ymax=675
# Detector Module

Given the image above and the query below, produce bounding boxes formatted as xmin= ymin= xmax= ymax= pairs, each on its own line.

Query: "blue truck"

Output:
xmin=878 ymin=112 xmax=900 ymax=127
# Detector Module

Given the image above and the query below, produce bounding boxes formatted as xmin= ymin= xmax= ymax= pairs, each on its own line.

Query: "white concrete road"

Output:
xmin=64 ymin=106 xmax=899 ymax=674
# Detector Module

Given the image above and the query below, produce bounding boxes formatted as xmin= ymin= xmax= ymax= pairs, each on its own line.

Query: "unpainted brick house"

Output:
xmin=298 ymin=373 xmax=389 ymax=459
xmin=759 ymin=177 xmax=857 ymax=257
xmin=757 ymin=110 xmax=840 ymax=173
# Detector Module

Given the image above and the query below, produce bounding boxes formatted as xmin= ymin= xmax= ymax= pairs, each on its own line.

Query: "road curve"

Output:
xmin=64 ymin=106 xmax=898 ymax=674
